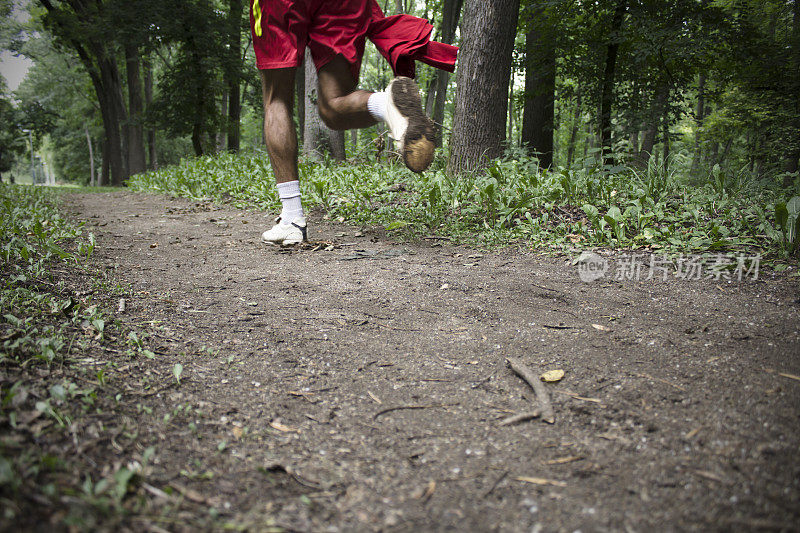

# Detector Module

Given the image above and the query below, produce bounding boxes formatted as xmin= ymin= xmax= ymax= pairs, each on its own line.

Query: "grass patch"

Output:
xmin=128 ymin=150 xmax=800 ymax=262
xmin=0 ymin=184 xmax=231 ymax=529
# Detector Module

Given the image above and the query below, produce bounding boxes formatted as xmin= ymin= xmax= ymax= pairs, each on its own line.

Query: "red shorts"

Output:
xmin=250 ymin=0 xmax=379 ymax=77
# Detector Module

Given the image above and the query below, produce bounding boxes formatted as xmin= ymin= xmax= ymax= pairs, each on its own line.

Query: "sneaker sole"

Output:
xmin=390 ymin=77 xmax=435 ymax=173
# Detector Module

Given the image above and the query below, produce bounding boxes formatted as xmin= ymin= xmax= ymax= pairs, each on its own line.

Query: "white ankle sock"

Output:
xmin=367 ymin=92 xmax=388 ymax=122
xmin=276 ymin=180 xmax=303 ymax=224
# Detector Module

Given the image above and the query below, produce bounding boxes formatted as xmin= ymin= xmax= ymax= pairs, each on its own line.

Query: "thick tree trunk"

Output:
xmin=599 ymin=0 xmax=627 ymax=166
xmin=430 ymin=0 xmax=463 ymax=147
xmin=448 ymin=0 xmax=521 ymax=174
xmin=97 ymin=56 xmax=127 ymax=185
xmin=192 ymin=124 xmax=204 ymax=156
xmin=521 ymin=8 xmax=556 ymax=168
xmin=303 ymin=50 xmax=345 ymax=160
xmin=125 ymin=44 xmax=147 ymax=177
xmin=227 ymin=0 xmax=242 ymax=152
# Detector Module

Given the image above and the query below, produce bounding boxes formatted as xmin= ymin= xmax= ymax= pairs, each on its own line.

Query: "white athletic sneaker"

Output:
xmin=385 ymin=77 xmax=435 ymax=173
xmin=261 ymin=217 xmax=307 ymax=245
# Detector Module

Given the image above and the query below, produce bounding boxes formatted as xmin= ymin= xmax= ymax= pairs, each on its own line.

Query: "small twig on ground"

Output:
xmin=374 ymin=403 xmax=456 ymax=420
xmin=506 ymin=357 xmax=555 ymax=424
xmin=635 ymin=372 xmax=686 ymax=391
xmin=499 ymin=410 xmax=541 ymax=426
xmin=554 ymin=390 xmax=603 ymax=404
xmin=482 ymin=470 xmax=508 ymax=498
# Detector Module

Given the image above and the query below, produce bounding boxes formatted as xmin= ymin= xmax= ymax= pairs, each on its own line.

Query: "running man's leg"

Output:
xmin=316 ymin=56 xmax=377 ymax=130
xmin=317 ymin=55 xmax=435 ymax=173
xmin=260 ymin=68 xmax=298 ymax=184
xmin=260 ymin=68 xmax=307 ymax=245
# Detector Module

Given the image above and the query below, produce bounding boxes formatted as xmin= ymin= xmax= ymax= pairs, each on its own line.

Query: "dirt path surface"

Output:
xmin=62 ymin=191 xmax=800 ymax=532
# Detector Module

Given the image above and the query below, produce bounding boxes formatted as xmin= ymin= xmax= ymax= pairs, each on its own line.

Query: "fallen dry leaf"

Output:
xmin=231 ymin=426 xmax=244 ymax=439
xmin=516 ymin=476 xmax=567 ymax=487
xmin=269 ymin=420 xmax=298 ymax=433
xmin=592 ymin=323 xmax=611 ymax=331
xmin=540 ymin=369 xmax=565 ymax=382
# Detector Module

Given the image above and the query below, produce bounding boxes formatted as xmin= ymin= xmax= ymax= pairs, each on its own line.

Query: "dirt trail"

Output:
xmin=63 ymin=191 xmax=800 ymax=532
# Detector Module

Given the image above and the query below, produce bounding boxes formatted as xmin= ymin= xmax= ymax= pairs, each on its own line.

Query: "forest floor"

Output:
xmin=22 ymin=190 xmax=800 ymax=531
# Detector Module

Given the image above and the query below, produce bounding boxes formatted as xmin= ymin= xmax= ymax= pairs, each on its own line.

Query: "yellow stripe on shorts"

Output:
xmin=252 ymin=0 xmax=262 ymax=37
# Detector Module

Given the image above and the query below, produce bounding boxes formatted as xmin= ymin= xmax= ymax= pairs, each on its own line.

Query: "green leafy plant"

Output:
xmin=775 ymin=196 xmax=800 ymax=255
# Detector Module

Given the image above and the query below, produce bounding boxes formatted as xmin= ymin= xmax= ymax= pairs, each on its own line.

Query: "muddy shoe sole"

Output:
xmin=389 ymin=77 xmax=435 ymax=173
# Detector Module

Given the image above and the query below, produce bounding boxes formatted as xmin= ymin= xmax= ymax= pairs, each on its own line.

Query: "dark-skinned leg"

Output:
xmin=260 ymin=68 xmax=298 ymax=184
xmin=317 ymin=55 xmax=434 ymax=172
xmin=316 ymin=56 xmax=377 ymax=130
xmin=260 ymin=67 xmax=307 ymax=245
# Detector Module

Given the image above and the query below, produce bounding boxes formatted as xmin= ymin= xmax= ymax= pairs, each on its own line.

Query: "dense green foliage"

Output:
xmin=128 ymin=152 xmax=800 ymax=261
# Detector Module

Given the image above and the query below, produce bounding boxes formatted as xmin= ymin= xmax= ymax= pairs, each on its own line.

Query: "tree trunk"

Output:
xmin=144 ymin=57 xmax=157 ymax=170
xmin=448 ymin=0 xmax=521 ymax=174
xmin=521 ymin=8 xmax=556 ymax=168
xmin=784 ymin=0 xmax=800 ymax=177
xmin=97 ymin=55 xmax=127 ymax=185
xmin=303 ymin=49 xmax=345 ymax=160
xmin=508 ymin=68 xmax=515 ymax=144
xmin=85 ymin=124 xmax=95 ymax=186
xmin=690 ymin=73 xmax=706 ymax=175
xmin=227 ymin=0 xmax=242 ymax=152
xmin=125 ymin=44 xmax=147 ymax=177
xmin=599 ymin=0 xmax=627 ymax=166
xmin=566 ymin=90 xmax=582 ymax=167
xmin=638 ymin=83 xmax=667 ymax=166
xmin=38 ymin=0 xmax=128 ymax=184
xmin=101 ymin=136 xmax=109 ymax=186
xmin=218 ymin=91 xmax=229 ymax=152
xmin=430 ymin=0 xmax=463 ymax=147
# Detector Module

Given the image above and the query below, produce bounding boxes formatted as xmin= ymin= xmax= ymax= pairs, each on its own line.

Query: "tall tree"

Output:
xmin=125 ymin=43 xmax=146 ymax=175
xmin=225 ymin=0 xmax=242 ymax=152
xmin=429 ymin=0 xmax=462 ymax=147
xmin=38 ymin=0 xmax=129 ymax=184
xmin=598 ymin=0 xmax=627 ymax=165
xmin=448 ymin=0 xmax=521 ymax=174
xmin=521 ymin=3 xmax=556 ymax=168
